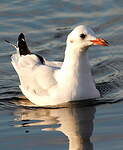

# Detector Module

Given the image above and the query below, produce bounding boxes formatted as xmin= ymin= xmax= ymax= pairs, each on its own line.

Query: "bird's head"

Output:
xmin=67 ymin=25 xmax=109 ymax=52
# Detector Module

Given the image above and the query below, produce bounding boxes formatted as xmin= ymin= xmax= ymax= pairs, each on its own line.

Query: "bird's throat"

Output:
xmin=58 ymin=46 xmax=99 ymax=99
xmin=61 ymin=47 xmax=91 ymax=79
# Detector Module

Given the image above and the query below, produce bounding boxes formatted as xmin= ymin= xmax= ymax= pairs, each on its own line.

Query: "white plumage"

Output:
xmin=9 ymin=25 xmax=109 ymax=106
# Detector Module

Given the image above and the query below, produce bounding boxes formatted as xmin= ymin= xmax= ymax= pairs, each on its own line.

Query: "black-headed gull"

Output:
xmin=7 ymin=25 xmax=109 ymax=106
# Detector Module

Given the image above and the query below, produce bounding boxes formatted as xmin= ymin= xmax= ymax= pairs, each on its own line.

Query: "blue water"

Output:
xmin=0 ymin=0 xmax=123 ymax=149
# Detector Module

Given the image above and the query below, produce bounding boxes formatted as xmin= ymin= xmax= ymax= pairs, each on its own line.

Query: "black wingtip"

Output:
xmin=18 ymin=33 xmax=31 ymax=55
xmin=18 ymin=33 xmax=25 ymax=41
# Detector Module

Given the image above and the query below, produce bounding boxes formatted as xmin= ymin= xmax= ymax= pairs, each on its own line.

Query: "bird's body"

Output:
xmin=9 ymin=25 xmax=108 ymax=106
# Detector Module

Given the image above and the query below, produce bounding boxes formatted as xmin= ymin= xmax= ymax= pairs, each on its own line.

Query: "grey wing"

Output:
xmin=11 ymin=54 xmax=57 ymax=94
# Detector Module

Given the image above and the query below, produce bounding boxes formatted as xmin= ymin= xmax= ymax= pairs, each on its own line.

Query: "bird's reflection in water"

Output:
xmin=14 ymin=100 xmax=96 ymax=150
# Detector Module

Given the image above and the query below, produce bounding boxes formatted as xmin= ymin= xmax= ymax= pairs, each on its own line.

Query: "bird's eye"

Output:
xmin=80 ymin=34 xmax=86 ymax=39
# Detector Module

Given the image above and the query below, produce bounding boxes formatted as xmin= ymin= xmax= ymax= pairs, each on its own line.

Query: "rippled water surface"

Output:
xmin=0 ymin=0 xmax=123 ymax=149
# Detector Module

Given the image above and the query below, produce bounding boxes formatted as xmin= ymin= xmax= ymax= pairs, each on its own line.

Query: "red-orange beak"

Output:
xmin=90 ymin=38 xmax=109 ymax=46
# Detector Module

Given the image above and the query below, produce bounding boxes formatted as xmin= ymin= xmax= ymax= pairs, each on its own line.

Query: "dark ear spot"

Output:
xmin=70 ymin=40 xmax=74 ymax=43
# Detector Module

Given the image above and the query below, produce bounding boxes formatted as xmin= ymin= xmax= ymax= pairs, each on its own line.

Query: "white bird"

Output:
xmin=7 ymin=25 xmax=109 ymax=106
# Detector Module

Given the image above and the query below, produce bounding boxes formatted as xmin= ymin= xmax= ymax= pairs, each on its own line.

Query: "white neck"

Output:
xmin=59 ymin=44 xmax=99 ymax=99
xmin=61 ymin=45 xmax=92 ymax=81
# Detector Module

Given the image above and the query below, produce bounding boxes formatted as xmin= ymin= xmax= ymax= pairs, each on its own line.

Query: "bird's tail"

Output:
xmin=5 ymin=33 xmax=31 ymax=72
xmin=4 ymin=40 xmax=18 ymax=49
xmin=5 ymin=33 xmax=31 ymax=63
xmin=5 ymin=33 xmax=31 ymax=56
xmin=5 ymin=39 xmax=20 ymax=64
